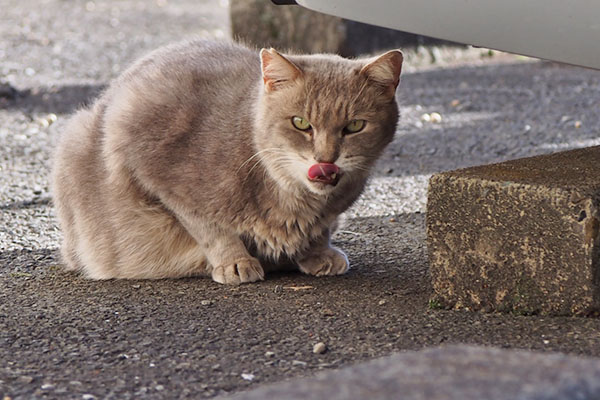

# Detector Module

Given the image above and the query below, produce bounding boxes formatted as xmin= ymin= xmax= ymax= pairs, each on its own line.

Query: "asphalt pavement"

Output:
xmin=2 ymin=1 xmax=600 ymax=399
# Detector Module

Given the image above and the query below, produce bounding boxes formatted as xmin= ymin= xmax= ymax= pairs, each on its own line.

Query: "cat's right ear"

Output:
xmin=360 ymin=50 xmax=403 ymax=97
xmin=260 ymin=48 xmax=302 ymax=93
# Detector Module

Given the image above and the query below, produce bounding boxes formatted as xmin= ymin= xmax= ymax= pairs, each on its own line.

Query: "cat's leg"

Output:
xmin=296 ymin=233 xmax=349 ymax=277
xmin=207 ymin=235 xmax=264 ymax=284
xmin=208 ymin=238 xmax=265 ymax=284
xmin=211 ymin=257 xmax=264 ymax=285
xmin=175 ymin=215 xmax=264 ymax=284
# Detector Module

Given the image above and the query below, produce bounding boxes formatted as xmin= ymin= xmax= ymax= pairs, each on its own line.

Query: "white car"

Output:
xmin=280 ymin=0 xmax=600 ymax=70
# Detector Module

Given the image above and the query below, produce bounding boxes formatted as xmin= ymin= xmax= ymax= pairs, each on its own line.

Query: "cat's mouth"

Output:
xmin=307 ymin=163 xmax=342 ymax=186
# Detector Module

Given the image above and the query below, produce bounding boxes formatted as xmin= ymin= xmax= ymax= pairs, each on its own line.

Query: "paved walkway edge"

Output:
xmin=219 ymin=345 xmax=600 ymax=400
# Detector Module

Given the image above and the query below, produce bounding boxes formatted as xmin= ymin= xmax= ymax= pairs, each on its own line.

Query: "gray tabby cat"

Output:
xmin=51 ymin=40 xmax=402 ymax=284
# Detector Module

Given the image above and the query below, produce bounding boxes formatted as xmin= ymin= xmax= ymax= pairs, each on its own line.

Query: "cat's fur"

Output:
xmin=51 ymin=40 xmax=402 ymax=284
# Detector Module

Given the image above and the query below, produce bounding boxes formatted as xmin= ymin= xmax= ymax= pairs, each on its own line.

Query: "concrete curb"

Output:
xmin=428 ymin=146 xmax=600 ymax=315
xmin=219 ymin=345 xmax=600 ymax=400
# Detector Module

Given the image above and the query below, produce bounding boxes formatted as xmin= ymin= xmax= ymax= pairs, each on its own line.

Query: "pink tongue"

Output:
xmin=308 ymin=163 xmax=341 ymax=185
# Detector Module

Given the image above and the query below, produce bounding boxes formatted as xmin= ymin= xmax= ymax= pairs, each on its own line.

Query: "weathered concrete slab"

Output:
xmin=427 ymin=146 xmax=600 ymax=315
xmin=219 ymin=345 xmax=600 ymax=400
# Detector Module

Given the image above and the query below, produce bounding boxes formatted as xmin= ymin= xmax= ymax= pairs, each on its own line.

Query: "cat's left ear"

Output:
xmin=360 ymin=50 xmax=403 ymax=96
xmin=260 ymin=48 xmax=303 ymax=93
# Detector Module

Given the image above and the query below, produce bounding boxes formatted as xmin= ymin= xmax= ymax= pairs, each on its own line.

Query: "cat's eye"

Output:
xmin=291 ymin=116 xmax=312 ymax=131
xmin=344 ymin=119 xmax=366 ymax=134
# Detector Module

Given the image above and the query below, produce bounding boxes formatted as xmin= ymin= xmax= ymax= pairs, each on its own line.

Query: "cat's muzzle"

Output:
xmin=308 ymin=163 xmax=342 ymax=186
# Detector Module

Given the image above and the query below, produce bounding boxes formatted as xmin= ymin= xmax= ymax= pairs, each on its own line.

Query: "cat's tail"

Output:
xmin=51 ymin=107 xmax=99 ymax=274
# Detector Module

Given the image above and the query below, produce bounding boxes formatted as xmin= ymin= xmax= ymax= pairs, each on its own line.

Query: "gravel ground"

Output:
xmin=2 ymin=0 xmax=600 ymax=399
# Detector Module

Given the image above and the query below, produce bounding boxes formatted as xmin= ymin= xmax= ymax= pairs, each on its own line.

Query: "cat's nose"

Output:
xmin=313 ymin=130 xmax=341 ymax=164
xmin=315 ymin=156 xmax=336 ymax=164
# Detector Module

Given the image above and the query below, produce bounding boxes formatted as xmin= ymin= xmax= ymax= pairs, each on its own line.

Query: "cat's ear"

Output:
xmin=360 ymin=50 xmax=403 ymax=96
xmin=260 ymin=48 xmax=303 ymax=93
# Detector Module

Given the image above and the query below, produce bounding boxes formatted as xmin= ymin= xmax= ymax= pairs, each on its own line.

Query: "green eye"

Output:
xmin=291 ymin=116 xmax=312 ymax=131
xmin=344 ymin=119 xmax=366 ymax=134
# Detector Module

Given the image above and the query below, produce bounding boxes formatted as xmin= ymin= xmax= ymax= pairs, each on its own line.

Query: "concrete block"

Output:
xmin=427 ymin=146 xmax=600 ymax=315
xmin=230 ymin=0 xmax=450 ymax=56
xmin=219 ymin=346 xmax=600 ymax=400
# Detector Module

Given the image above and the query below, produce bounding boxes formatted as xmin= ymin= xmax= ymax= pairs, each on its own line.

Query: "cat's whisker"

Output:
xmin=349 ymin=164 xmax=371 ymax=173
xmin=237 ymin=147 xmax=287 ymax=173
xmin=342 ymin=159 xmax=371 ymax=173
xmin=239 ymin=149 xmax=295 ymax=185
xmin=258 ymin=156 xmax=305 ymax=185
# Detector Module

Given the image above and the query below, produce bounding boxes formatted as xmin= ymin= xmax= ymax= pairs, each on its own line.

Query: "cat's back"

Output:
xmin=98 ymin=39 xmax=262 ymax=157
xmin=113 ymin=40 xmax=260 ymax=104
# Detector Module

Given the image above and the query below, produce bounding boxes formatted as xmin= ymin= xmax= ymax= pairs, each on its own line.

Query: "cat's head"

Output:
xmin=253 ymin=48 xmax=402 ymax=196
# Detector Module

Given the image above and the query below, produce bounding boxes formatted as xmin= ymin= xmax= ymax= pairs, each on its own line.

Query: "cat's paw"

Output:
xmin=297 ymin=247 xmax=349 ymax=277
xmin=211 ymin=257 xmax=265 ymax=285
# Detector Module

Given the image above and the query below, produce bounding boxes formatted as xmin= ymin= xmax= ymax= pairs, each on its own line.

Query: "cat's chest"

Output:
xmin=244 ymin=203 xmax=332 ymax=260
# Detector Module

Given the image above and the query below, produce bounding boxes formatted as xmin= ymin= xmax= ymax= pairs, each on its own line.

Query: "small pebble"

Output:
xmin=321 ymin=308 xmax=334 ymax=316
xmin=200 ymin=300 xmax=212 ymax=306
xmin=313 ymin=342 xmax=327 ymax=354
xmin=176 ymin=362 xmax=191 ymax=370
xmin=574 ymin=120 xmax=582 ymax=128
xmin=292 ymin=360 xmax=307 ymax=367
xmin=82 ymin=395 xmax=96 ymax=400
xmin=241 ymin=373 xmax=255 ymax=381
xmin=389 ymin=217 xmax=396 ymax=223
xmin=421 ymin=112 xmax=442 ymax=123
xmin=155 ymin=385 xmax=164 ymax=391
xmin=17 ymin=375 xmax=33 ymax=384
xmin=38 ymin=114 xmax=58 ymax=128
xmin=378 ymin=299 xmax=387 ymax=306
xmin=264 ymin=351 xmax=275 ymax=358
xmin=41 ymin=383 xmax=55 ymax=390
xmin=450 ymin=99 xmax=460 ymax=107
xmin=430 ymin=112 xmax=442 ymax=123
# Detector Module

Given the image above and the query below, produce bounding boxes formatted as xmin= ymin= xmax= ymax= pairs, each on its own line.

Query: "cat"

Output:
xmin=51 ymin=39 xmax=403 ymax=284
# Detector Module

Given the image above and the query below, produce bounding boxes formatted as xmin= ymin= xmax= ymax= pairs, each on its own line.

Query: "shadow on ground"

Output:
xmin=1 ymin=83 xmax=105 ymax=114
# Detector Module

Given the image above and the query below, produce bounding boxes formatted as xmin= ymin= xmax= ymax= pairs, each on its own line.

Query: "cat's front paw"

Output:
xmin=297 ymin=247 xmax=349 ymax=277
xmin=211 ymin=257 xmax=265 ymax=285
